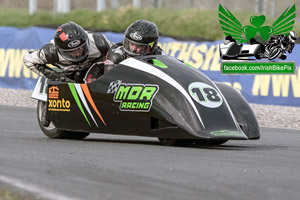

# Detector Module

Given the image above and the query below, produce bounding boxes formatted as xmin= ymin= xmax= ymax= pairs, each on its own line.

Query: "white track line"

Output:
xmin=0 ymin=175 xmax=79 ymax=200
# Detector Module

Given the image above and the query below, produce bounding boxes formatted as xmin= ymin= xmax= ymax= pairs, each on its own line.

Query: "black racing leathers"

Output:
xmin=83 ymin=43 xmax=166 ymax=82
xmin=23 ymin=32 xmax=113 ymax=82
xmin=105 ymin=43 xmax=165 ymax=65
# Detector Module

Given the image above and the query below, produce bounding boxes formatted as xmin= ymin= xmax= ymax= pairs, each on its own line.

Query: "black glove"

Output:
xmin=47 ymin=72 xmax=76 ymax=82
xmin=54 ymin=74 xmax=76 ymax=82
xmin=35 ymin=65 xmax=76 ymax=82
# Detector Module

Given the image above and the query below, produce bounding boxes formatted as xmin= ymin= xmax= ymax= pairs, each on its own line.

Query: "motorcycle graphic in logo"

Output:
xmin=218 ymin=4 xmax=297 ymax=60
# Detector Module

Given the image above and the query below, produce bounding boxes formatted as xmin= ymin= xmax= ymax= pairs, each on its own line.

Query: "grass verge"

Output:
xmin=1 ymin=6 xmax=300 ymax=41
xmin=0 ymin=189 xmax=21 ymax=200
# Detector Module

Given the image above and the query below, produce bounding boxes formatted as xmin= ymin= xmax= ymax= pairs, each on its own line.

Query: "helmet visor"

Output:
xmin=123 ymin=38 xmax=151 ymax=56
xmin=289 ymin=31 xmax=297 ymax=43
xmin=58 ymin=42 xmax=89 ymax=63
xmin=289 ymin=35 xmax=297 ymax=43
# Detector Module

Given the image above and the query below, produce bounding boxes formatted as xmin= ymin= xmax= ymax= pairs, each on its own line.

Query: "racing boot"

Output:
xmin=41 ymin=108 xmax=50 ymax=127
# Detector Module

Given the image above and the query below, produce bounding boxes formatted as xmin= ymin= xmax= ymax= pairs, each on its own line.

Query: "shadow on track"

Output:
xmin=78 ymin=137 xmax=279 ymax=151
xmin=36 ymin=132 xmax=289 ymax=151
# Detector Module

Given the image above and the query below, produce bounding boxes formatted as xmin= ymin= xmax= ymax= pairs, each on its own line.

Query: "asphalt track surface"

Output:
xmin=0 ymin=105 xmax=300 ymax=200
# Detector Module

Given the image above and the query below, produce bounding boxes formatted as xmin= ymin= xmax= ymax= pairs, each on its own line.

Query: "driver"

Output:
xmin=84 ymin=20 xmax=165 ymax=83
xmin=104 ymin=19 xmax=165 ymax=68
xmin=23 ymin=21 xmax=113 ymax=82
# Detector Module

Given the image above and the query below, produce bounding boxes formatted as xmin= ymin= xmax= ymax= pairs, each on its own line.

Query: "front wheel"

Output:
xmin=194 ymin=140 xmax=228 ymax=146
xmin=268 ymin=47 xmax=281 ymax=60
xmin=158 ymin=138 xmax=193 ymax=146
xmin=37 ymin=100 xmax=90 ymax=140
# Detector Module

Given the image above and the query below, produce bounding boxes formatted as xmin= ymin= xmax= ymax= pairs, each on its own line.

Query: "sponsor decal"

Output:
xmin=59 ymin=32 xmax=68 ymax=42
xmin=48 ymin=98 xmax=71 ymax=112
xmin=107 ymin=80 xmax=122 ymax=94
xmin=188 ymin=82 xmax=223 ymax=108
xmin=108 ymin=80 xmax=159 ymax=112
xmin=130 ymin=32 xmax=142 ymax=41
xmin=210 ymin=130 xmax=242 ymax=136
xmin=68 ymin=40 xmax=81 ymax=48
xmin=48 ymin=86 xmax=59 ymax=99
xmin=48 ymin=85 xmax=71 ymax=111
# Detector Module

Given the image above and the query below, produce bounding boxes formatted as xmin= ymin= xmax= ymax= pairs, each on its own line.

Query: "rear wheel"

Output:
xmin=37 ymin=100 xmax=90 ymax=139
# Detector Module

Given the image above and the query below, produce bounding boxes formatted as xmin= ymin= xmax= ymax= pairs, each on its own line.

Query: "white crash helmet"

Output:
xmin=288 ymin=31 xmax=297 ymax=43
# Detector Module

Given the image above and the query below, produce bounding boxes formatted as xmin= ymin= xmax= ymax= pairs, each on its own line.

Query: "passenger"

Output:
xmin=23 ymin=21 xmax=113 ymax=83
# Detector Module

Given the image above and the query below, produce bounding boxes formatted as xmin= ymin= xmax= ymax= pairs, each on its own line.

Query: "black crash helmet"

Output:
xmin=123 ymin=20 xmax=159 ymax=56
xmin=54 ymin=22 xmax=89 ymax=63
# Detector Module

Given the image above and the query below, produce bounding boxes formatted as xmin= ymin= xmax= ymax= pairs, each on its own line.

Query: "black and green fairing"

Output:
xmin=47 ymin=55 xmax=259 ymax=140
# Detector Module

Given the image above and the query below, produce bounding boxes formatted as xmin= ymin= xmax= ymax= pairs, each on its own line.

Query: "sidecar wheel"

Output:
xmin=37 ymin=100 xmax=90 ymax=140
xmin=255 ymin=54 xmax=262 ymax=59
xmin=158 ymin=138 xmax=193 ymax=146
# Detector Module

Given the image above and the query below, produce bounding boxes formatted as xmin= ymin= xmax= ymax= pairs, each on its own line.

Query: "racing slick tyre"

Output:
xmin=158 ymin=138 xmax=194 ymax=146
xmin=37 ymin=100 xmax=90 ymax=140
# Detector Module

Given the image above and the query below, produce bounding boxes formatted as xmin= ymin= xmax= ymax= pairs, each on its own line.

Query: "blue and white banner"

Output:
xmin=0 ymin=26 xmax=299 ymax=106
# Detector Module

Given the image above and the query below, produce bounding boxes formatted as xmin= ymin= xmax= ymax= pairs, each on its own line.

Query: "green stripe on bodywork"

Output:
xmin=152 ymin=59 xmax=168 ymax=68
xmin=68 ymin=83 xmax=91 ymax=127
xmin=184 ymin=62 xmax=194 ymax=68
xmin=210 ymin=130 xmax=242 ymax=136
